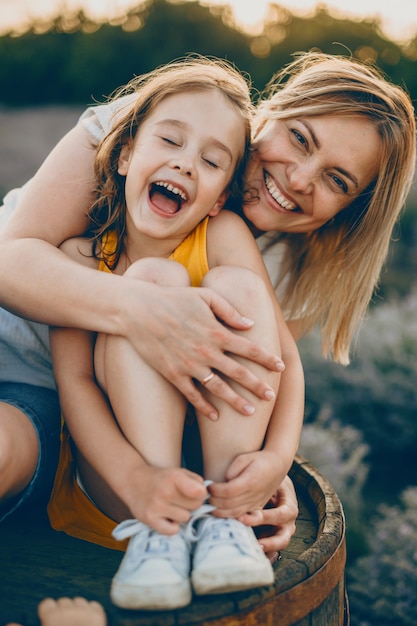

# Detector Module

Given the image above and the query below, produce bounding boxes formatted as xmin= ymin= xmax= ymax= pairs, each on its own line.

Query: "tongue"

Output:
xmin=151 ymin=190 xmax=179 ymax=214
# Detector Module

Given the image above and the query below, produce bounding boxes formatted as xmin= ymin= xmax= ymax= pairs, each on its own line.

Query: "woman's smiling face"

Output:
xmin=243 ymin=114 xmax=381 ymax=234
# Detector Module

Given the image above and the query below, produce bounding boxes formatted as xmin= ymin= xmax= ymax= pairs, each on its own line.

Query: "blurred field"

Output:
xmin=0 ymin=105 xmax=83 ymax=199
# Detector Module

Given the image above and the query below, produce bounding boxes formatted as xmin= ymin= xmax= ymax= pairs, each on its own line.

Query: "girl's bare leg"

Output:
xmin=196 ymin=266 xmax=280 ymax=481
xmin=79 ymin=259 xmax=191 ymax=519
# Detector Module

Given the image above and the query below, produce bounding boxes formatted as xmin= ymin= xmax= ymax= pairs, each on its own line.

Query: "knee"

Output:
xmin=203 ymin=266 xmax=270 ymax=305
xmin=0 ymin=406 xmax=39 ymax=497
xmin=0 ymin=426 xmax=13 ymax=473
xmin=0 ymin=425 xmax=19 ymax=499
xmin=124 ymin=258 xmax=190 ymax=286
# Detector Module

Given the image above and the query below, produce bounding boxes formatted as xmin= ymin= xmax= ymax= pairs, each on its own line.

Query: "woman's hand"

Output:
xmin=123 ymin=281 xmax=284 ymax=420
xmin=248 ymin=476 xmax=298 ymax=559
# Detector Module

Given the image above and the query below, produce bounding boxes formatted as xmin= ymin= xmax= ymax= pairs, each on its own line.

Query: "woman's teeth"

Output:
xmin=264 ymin=172 xmax=296 ymax=211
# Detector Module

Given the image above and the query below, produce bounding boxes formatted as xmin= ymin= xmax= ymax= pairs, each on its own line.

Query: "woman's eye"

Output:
xmin=291 ymin=128 xmax=308 ymax=149
xmin=330 ymin=174 xmax=348 ymax=193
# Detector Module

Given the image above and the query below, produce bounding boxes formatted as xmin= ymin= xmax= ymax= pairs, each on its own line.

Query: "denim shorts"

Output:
xmin=0 ymin=382 xmax=61 ymax=522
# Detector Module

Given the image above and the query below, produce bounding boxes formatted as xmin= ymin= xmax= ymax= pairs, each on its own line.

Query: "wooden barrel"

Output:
xmin=0 ymin=455 xmax=348 ymax=625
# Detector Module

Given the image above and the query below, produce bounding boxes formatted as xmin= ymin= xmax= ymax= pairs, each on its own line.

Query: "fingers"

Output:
xmin=130 ymin=285 xmax=283 ymax=419
xmin=206 ymin=289 xmax=285 ymax=370
xmin=197 ymin=372 xmax=257 ymax=416
xmin=256 ymin=519 xmax=297 ymax=554
xmin=208 ymin=475 xmax=299 ymax=554
xmin=172 ymin=362 xmax=278 ymax=421
xmin=139 ymin=468 xmax=208 ymax=534
xmin=171 ymin=375 xmax=251 ymax=421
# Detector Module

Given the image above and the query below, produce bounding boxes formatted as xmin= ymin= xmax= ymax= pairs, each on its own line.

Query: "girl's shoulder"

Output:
xmin=206 ymin=210 xmax=261 ymax=268
xmin=207 ymin=209 xmax=251 ymax=234
xmin=60 ymin=236 xmax=99 ymax=269
xmin=207 ymin=210 xmax=255 ymax=248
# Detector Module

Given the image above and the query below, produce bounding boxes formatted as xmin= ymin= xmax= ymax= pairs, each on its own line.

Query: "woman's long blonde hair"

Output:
xmin=254 ymin=52 xmax=416 ymax=364
xmin=88 ymin=56 xmax=253 ymax=269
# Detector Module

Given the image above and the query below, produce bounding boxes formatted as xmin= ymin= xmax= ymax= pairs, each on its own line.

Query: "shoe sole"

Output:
xmin=110 ymin=579 xmax=192 ymax=610
xmin=192 ymin=562 xmax=274 ymax=595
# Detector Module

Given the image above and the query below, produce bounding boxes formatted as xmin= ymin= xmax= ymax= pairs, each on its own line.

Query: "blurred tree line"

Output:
xmin=1 ymin=0 xmax=416 ymax=107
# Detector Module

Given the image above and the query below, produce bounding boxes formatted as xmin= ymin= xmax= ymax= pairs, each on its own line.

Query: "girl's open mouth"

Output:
xmin=149 ymin=181 xmax=188 ymax=214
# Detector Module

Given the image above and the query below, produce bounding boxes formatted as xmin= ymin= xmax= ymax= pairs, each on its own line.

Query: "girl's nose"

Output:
xmin=170 ymin=153 xmax=195 ymax=178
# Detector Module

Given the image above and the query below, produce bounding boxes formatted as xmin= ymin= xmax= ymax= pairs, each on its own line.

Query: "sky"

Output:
xmin=0 ymin=0 xmax=416 ymax=43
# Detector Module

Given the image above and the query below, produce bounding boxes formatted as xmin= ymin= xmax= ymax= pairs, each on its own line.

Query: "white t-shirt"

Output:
xmin=0 ymin=99 xmax=123 ymax=388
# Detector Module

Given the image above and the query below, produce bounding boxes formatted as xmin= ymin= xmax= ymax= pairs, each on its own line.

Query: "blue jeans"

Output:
xmin=0 ymin=382 xmax=61 ymax=522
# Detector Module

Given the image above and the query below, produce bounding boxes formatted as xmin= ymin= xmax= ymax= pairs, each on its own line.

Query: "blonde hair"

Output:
xmin=88 ymin=56 xmax=253 ymax=269
xmin=254 ymin=52 xmax=416 ymax=364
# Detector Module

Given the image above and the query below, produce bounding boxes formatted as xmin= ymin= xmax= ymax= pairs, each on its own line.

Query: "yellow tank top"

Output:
xmin=99 ymin=218 xmax=209 ymax=287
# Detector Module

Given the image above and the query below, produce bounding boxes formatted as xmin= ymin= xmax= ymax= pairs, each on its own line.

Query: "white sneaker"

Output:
xmin=110 ymin=519 xmax=192 ymax=610
xmin=191 ymin=516 xmax=275 ymax=595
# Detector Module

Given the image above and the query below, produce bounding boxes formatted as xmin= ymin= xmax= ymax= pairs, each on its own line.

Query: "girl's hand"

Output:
xmin=124 ymin=282 xmax=284 ymax=420
xmin=208 ymin=468 xmax=298 ymax=558
xmin=122 ymin=465 xmax=207 ymax=535
xmin=207 ymin=450 xmax=284 ymax=518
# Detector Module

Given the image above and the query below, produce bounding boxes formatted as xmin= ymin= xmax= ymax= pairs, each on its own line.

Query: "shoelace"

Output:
xmin=191 ymin=516 xmax=254 ymax=553
xmin=112 ymin=481 xmax=216 ymax=561
xmin=113 ymin=520 xmax=190 ymax=567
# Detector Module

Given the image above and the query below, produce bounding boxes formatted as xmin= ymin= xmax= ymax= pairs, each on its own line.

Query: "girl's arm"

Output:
xmin=207 ymin=211 xmax=305 ymax=512
xmin=0 ymin=122 xmax=282 ymax=420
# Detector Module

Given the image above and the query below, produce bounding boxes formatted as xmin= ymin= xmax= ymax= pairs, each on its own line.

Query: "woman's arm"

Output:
xmin=286 ymin=318 xmax=306 ymax=342
xmin=0 ymin=122 xmax=282 ymax=419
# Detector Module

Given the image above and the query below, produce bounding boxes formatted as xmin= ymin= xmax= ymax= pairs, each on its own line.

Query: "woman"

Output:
xmin=0 ymin=52 xmax=415 ymax=557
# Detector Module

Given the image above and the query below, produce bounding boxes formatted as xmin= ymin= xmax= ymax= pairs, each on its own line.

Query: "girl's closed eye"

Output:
xmin=202 ymin=150 xmax=231 ymax=171
xmin=161 ymin=135 xmax=181 ymax=146
xmin=203 ymin=156 xmax=220 ymax=169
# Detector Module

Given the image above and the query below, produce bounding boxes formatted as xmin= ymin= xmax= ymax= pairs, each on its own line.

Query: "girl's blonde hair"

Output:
xmin=88 ymin=56 xmax=253 ymax=269
xmin=254 ymin=51 xmax=416 ymax=364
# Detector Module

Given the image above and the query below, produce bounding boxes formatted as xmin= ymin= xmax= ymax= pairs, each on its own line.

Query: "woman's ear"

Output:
xmin=118 ymin=142 xmax=133 ymax=175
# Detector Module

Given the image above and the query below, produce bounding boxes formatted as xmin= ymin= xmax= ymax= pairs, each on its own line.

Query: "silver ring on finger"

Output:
xmin=201 ymin=372 xmax=215 ymax=386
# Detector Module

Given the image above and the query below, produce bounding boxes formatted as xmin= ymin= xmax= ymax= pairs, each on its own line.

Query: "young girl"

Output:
xmin=48 ymin=59 xmax=304 ymax=610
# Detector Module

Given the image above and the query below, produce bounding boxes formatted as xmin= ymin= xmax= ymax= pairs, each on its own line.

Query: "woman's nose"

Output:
xmin=287 ymin=162 xmax=315 ymax=194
